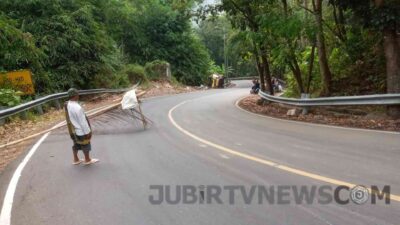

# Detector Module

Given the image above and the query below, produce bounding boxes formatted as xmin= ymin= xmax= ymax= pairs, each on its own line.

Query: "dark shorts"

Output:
xmin=72 ymin=135 xmax=91 ymax=152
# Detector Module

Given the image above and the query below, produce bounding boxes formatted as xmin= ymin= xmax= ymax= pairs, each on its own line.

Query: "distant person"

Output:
xmin=250 ymin=79 xmax=260 ymax=94
xmin=278 ymin=82 xmax=283 ymax=92
xmin=272 ymin=77 xmax=278 ymax=91
xmin=64 ymin=88 xmax=99 ymax=165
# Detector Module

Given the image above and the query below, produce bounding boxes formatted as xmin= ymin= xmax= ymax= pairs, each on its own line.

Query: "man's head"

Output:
xmin=68 ymin=88 xmax=79 ymax=100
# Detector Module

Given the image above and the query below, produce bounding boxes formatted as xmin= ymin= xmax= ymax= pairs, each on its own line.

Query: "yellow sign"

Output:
xmin=0 ymin=70 xmax=35 ymax=95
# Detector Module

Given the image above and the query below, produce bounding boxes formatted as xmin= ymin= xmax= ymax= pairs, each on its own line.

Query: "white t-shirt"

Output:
xmin=67 ymin=101 xmax=91 ymax=136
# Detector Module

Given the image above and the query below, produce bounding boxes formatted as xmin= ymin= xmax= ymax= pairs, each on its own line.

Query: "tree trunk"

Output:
xmin=260 ymin=46 xmax=274 ymax=95
xmin=332 ymin=3 xmax=345 ymax=42
xmin=313 ymin=0 xmax=332 ymax=96
xmin=384 ymin=28 xmax=400 ymax=117
xmin=288 ymin=59 xmax=305 ymax=94
xmin=281 ymin=0 xmax=304 ymax=94
xmin=263 ymin=56 xmax=274 ymax=95
xmin=338 ymin=5 xmax=346 ymax=38
xmin=281 ymin=0 xmax=288 ymax=15
xmin=306 ymin=42 xmax=316 ymax=93
xmin=374 ymin=0 xmax=400 ymax=118
xmin=255 ymin=59 xmax=266 ymax=92
xmin=253 ymin=43 xmax=266 ymax=92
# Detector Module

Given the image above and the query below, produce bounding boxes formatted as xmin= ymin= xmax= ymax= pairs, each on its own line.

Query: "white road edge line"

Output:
xmin=0 ymin=99 xmax=132 ymax=225
xmin=0 ymin=101 xmax=119 ymax=225
xmin=235 ymin=95 xmax=400 ymax=135
xmin=0 ymin=132 xmax=50 ymax=225
xmin=0 ymin=91 xmax=200 ymax=225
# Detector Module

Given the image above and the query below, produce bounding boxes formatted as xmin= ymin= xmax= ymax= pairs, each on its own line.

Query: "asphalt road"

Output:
xmin=1 ymin=81 xmax=399 ymax=225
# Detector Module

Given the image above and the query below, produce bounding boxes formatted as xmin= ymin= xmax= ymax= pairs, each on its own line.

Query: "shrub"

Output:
xmin=121 ymin=64 xmax=148 ymax=84
xmin=0 ymin=89 xmax=22 ymax=107
xmin=170 ymin=75 xmax=182 ymax=87
xmin=144 ymin=60 xmax=170 ymax=81
xmin=208 ymin=62 xmax=224 ymax=75
xmin=90 ymin=72 xmax=130 ymax=89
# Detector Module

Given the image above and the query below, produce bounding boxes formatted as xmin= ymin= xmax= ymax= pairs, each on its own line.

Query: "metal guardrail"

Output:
xmin=0 ymin=88 xmax=132 ymax=121
xmin=227 ymin=77 xmax=399 ymax=106
xmin=229 ymin=76 xmax=258 ymax=81
xmin=259 ymin=91 xmax=400 ymax=107
xmin=229 ymin=77 xmax=286 ymax=87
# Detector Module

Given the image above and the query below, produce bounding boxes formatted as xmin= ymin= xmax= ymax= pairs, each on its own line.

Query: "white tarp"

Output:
xmin=121 ymin=89 xmax=138 ymax=110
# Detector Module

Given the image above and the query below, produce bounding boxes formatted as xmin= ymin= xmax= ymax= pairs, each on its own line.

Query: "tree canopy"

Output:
xmin=198 ymin=0 xmax=400 ymax=117
xmin=0 ymin=0 xmax=212 ymax=92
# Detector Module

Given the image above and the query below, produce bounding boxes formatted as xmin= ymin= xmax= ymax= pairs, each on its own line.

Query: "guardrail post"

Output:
xmin=301 ymin=93 xmax=310 ymax=115
xmin=53 ymin=99 xmax=61 ymax=110
xmin=0 ymin=106 xmax=7 ymax=125
xmin=20 ymin=110 xmax=28 ymax=120
xmin=35 ymin=96 xmax=44 ymax=115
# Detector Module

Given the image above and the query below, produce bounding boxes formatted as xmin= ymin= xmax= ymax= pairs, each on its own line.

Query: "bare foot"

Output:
xmin=72 ymin=159 xmax=84 ymax=165
xmin=83 ymin=158 xmax=99 ymax=165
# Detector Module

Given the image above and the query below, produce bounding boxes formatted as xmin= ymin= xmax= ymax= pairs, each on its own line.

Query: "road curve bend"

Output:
xmin=1 ymin=80 xmax=399 ymax=225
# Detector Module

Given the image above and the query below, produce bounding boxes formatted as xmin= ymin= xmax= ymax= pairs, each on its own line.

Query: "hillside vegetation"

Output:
xmin=197 ymin=0 xmax=400 ymax=117
xmin=0 ymin=0 xmax=212 ymax=93
xmin=1 ymin=0 xmax=399 ymax=117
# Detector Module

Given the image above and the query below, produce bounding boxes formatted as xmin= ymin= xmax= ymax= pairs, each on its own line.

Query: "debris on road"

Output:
xmin=0 ymin=81 xmax=199 ymax=173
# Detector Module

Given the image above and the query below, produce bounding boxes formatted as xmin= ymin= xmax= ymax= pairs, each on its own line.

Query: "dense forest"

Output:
xmin=1 ymin=0 xmax=399 ymax=117
xmin=197 ymin=0 xmax=400 ymax=117
xmin=0 ymin=0 xmax=212 ymax=93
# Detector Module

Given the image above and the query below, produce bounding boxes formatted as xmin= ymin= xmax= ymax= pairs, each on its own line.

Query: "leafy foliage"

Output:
xmin=0 ymin=0 xmax=211 ymax=94
xmin=197 ymin=16 xmax=257 ymax=77
xmin=122 ymin=64 xmax=148 ymax=84
xmin=144 ymin=60 xmax=169 ymax=81
xmin=0 ymin=0 xmax=123 ymax=92
xmin=202 ymin=0 xmax=397 ymax=99
xmin=208 ymin=62 xmax=225 ymax=75
xmin=0 ymin=89 xmax=22 ymax=107
xmin=0 ymin=14 xmax=44 ymax=74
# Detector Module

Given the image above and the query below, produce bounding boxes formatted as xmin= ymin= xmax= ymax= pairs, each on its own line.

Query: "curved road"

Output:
xmin=1 ymin=81 xmax=399 ymax=225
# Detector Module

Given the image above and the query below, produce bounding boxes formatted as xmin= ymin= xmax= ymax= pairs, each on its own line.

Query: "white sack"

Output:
xmin=121 ymin=89 xmax=138 ymax=110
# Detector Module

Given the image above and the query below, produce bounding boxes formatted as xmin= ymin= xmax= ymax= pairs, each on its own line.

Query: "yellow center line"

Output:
xmin=168 ymin=100 xmax=400 ymax=203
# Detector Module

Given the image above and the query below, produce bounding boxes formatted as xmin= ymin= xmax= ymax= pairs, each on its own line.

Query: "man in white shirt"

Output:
xmin=65 ymin=88 xmax=99 ymax=165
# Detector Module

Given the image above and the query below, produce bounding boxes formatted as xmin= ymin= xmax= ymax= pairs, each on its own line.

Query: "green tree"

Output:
xmin=125 ymin=1 xmax=211 ymax=85
xmin=220 ymin=0 xmax=276 ymax=94
xmin=197 ymin=16 xmax=229 ymax=67
xmin=0 ymin=0 xmax=124 ymax=92
xmin=198 ymin=16 xmax=257 ymax=77
xmin=0 ymin=0 xmax=212 ymax=92
xmin=335 ymin=0 xmax=400 ymax=117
